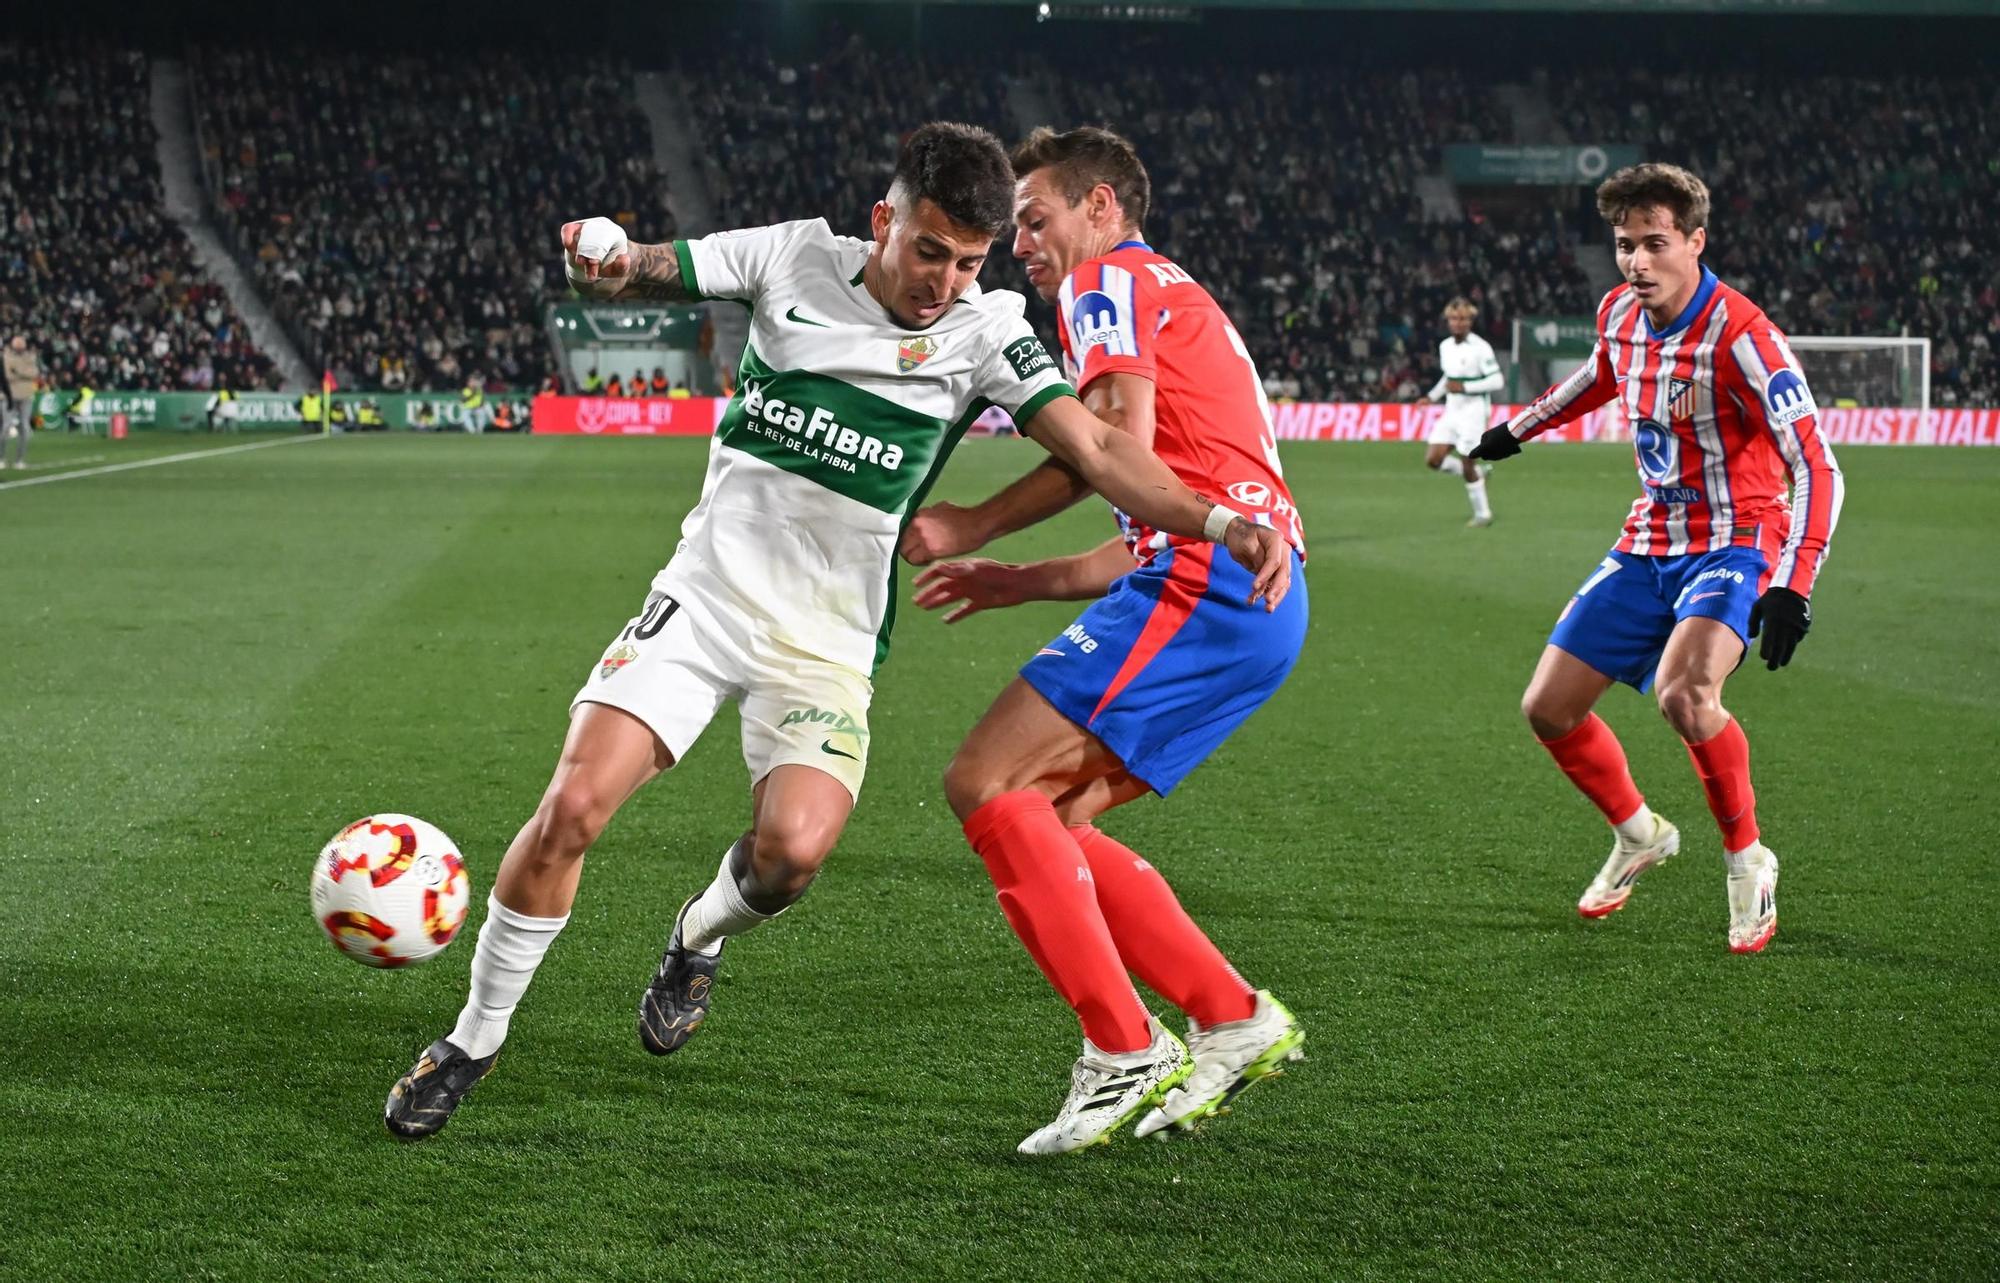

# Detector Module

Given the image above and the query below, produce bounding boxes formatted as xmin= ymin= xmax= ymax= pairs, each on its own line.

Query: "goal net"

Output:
xmin=1784 ymin=336 xmax=1930 ymax=414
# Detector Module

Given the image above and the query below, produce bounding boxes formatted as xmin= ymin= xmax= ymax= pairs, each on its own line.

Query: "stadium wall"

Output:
xmin=29 ymin=390 xmax=534 ymax=432
xmin=1264 ymin=402 xmax=2000 ymax=447
xmin=29 ymin=391 xmax=2000 ymax=447
xmin=529 ymin=396 xmax=2000 ymax=447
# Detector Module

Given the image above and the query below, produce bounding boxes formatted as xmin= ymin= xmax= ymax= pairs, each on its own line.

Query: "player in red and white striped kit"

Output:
xmin=1469 ymin=163 xmax=1844 ymax=953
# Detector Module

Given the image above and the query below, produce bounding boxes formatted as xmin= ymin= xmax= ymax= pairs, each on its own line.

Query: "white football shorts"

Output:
xmin=1427 ymin=404 xmax=1490 ymax=455
xmin=571 ymin=559 xmax=873 ymax=799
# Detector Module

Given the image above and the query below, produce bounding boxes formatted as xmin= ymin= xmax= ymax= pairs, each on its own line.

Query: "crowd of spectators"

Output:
xmin=684 ymin=42 xmax=1996 ymax=408
xmin=683 ymin=45 xmax=1575 ymax=403
xmin=192 ymin=45 xmax=673 ymax=393
xmin=1545 ymin=68 xmax=1999 ymax=406
xmin=1036 ymin=63 xmax=1581 ymax=401
xmin=683 ymin=33 xmax=1020 ymax=297
xmin=0 ymin=40 xmax=279 ymax=396
xmin=11 ymin=34 xmax=1995 ymax=409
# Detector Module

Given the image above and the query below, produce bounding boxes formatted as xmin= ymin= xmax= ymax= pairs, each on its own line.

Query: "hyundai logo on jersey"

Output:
xmin=1634 ymin=419 xmax=1677 ymax=482
xmin=1765 ymin=368 xmax=1817 ymax=425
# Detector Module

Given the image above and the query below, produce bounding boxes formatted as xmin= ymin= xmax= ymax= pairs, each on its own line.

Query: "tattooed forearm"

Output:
xmin=615 ymin=241 xmax=693 ymax=302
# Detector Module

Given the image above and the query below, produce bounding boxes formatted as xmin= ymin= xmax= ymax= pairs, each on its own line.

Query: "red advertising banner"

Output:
xmin=536 ymin=395 xmax=2000 ymax=445
xmin=531 ymin=396 xmax=1022 ymax=437
xmin=1270 ymin=402 xmax=1646 ymax=442
xmin=1811 ymin=407 xmax=2000 ymax=446
xmin=530 ymin=395 xmax=726 ymax=435
xmin=1270 ymin=401 xmax=2000 ymax=445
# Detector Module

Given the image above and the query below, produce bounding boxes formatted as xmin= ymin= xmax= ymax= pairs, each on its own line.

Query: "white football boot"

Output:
xmin=1136 ymin=990 xmax=1305 ymax=1138
xmin=1726 ymin=843 xmax=1779 ymax=954
xmin=1578 ymin=810 xmax=1681 ymax=918
xmin=1017 ymin=1018 xmax=1190 ymax=1156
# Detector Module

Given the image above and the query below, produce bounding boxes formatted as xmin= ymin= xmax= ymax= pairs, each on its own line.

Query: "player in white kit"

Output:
xmin=1425 ymin=297 xmax=1501 ymax=527
xmin=382 ymin=123 xmax=1292 ymax=1139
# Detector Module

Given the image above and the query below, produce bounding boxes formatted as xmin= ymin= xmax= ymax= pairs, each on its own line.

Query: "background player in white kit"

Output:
xmin=381 ymin=122 xmax=1291 ymax=1139
xmin=1425 ymin=297 xmax=1501 ymax=527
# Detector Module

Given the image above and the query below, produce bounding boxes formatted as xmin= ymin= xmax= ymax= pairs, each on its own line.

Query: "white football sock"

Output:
xmin=1611 ymin=805 xmax=1655 ymax=846
xmin=448 ymin=894 xmax=568 ymax=1059
xmin=678 ymin=836 xmax=775 ymax=955
xmin=1433 ymin=455 xmax=1467 ymax=479
xmin=1466 ymin=476 xmax=1491 ymax=519
xmin=1723 ymin=843 xmax=1764 ymax=876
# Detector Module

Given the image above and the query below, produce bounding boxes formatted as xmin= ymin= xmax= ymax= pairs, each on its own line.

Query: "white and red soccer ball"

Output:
xmin=310 ymin=814 xmax=471 ymax=967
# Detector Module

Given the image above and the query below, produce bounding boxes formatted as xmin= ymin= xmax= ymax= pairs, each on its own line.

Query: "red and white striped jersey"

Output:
xmin=1508 ymin=268 xmax=1843 ymax=596
xmin=1054 ymin=242 xmax=1304 ymax=561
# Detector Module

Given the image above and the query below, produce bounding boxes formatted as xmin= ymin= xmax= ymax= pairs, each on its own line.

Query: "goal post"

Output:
xmin=1784 ymin=336 xmax=1930 ymax=417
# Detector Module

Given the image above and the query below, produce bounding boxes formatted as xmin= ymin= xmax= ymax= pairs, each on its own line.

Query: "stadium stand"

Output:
xmin=190 ymin=45 xmax=675 ymax=393
xmin=684 ymin=34 xmax=1019 ymax=289
xmin=684 ymin=44 xmax=1579 ymax=402
xmin=9 ymin=28 xmax=1991 ymax=407
xmin=0 ymin=40 xmax=280 ymax=394
xmin=1545 ymin=69 xmax=1999 ymax=405
xmin=1034 ymin=63 xmax=1583 ymax=401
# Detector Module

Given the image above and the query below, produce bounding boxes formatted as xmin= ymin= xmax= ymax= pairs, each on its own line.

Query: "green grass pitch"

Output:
xmin=1 ymin=432 xmax=1994 ymax=1281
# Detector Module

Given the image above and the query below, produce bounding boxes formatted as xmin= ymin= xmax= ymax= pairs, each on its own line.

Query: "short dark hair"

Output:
xmin=1596 ymin=162 xmax=1710 ymax=236
xmin=890 ymin=121 xmax=1015 ymax=239
xmin=1009 ymin=126 xmax=1151 ymax=231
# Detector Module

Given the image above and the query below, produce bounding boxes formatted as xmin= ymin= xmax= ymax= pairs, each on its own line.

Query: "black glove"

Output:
xmin=1466 ymin=425 xmax=1521 ymax=462
xmin=1748 ymin=586 xmax=1811 ymax=670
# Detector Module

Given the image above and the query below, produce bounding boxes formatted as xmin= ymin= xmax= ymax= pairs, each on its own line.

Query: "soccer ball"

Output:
xmin=310 ymin=814 xmax=471 ymax=967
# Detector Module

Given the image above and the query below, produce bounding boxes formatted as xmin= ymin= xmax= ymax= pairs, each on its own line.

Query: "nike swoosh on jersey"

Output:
xmin=1688 ymin=591 xmax=1727 ymax=604
xmin=1034 ymin=648 xmax=1064 ymax=658
xmin=785 ymin=305 xmax=830 ymax=328
xmin=821 ymin=741 xmax=859 ymax=760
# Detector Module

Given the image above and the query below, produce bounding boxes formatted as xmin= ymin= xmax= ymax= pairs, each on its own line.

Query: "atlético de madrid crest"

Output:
xmin=1668 ymin=377 xmax=1697 ymax=421
xmin=896 ymin=336 xmax=938 ymax=373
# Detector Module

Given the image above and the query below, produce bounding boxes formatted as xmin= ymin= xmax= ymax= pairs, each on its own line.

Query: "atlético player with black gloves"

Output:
xmin=1469 ymin=163 xmax=1843 ymax=954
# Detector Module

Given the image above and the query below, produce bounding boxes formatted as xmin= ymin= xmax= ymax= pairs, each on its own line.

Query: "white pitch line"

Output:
xmin=0 ymin=433 xmax=328 ymax=491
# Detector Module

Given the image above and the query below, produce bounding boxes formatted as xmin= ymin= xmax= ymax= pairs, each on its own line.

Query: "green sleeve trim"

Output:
xmin=672 ymin=239 xmax=705 ymax=301
xmin=1012 ymin=382 xmax=1076 ymax=430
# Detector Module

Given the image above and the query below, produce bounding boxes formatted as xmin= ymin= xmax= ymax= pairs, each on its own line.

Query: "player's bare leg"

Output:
xmin=1653 ymin=616 xmax=1741 ymax=745
xmin=1521 ymin=643 xmax=1615 ymax=742
xmin=1656 ymin=617 xmax=1777 ymax=952
xmin=1424 ymin=440 xmax=1472 ymax=481
xmin=1425 ymin=441 xmax=1491 ymax=527
xmin=640 ymin=764 xmax=853 ymax=1054
xmin=492 ymin=703 xmax=675 ymax=916
xmin=1523 ymin=645 xmax=1681 ymax=918
xmin=388 ymin=703 xmax=672 ymax=1138
xmin=1048 ymin=767 xmax=1151 ymax=828
xmin=946 ymin=679 xmax=1131 ymax=818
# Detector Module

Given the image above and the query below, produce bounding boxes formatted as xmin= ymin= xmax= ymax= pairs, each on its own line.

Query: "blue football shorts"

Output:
xmin=1548 ymin=545 xmax=1771 ymax=692
xmin=1021 ymin=543 xmax=1307 ymax=795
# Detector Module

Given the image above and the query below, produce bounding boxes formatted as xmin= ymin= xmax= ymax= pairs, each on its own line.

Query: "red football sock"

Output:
xmin=1539 ymin=713 xmax=1646 ymax=826
xmin=1070 ymin=825 xmax=1255 ymax=1028
xmin=963 ymin=791 xmax=1152 ymax=1053
xmin=1685 ymin=717 xmax=1760 ymax=852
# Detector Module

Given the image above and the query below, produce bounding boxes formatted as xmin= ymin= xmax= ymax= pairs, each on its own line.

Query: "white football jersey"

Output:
xmin=670 ymin=219 xmax=1072 ymax=673
xmin=1431 ymin=333 xmax=1504 ymax=428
